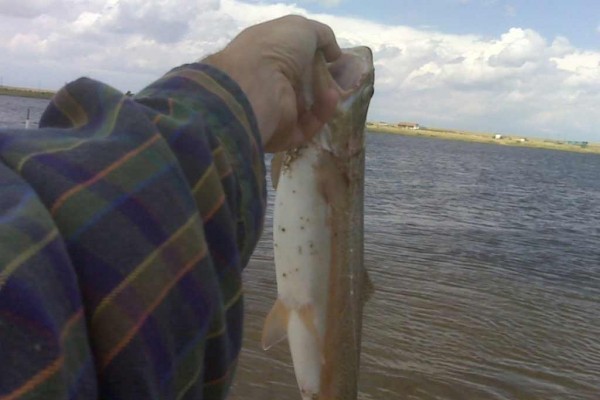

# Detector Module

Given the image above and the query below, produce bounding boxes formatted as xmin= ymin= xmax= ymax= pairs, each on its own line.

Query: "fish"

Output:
xmin=262 ymin=46 xmax=375 ymax=400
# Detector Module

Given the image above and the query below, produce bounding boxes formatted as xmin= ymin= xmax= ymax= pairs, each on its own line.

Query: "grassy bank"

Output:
xmin=368 ymin=123 xmax=600 ymax=155
xmin=0 ymin=86 xmax=55 ymax=100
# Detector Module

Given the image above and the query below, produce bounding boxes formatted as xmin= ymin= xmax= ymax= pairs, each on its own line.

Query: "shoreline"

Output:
xmin=368 ymin=123 xmax=600 ymax=155
xmin=0 ymin=86 xmax=55 ymax=100
xmin=1 ymin=87 xmax=598 ymax=156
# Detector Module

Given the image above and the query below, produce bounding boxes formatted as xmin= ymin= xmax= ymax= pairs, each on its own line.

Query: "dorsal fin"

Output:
xmin=362 ymin=269 xmax=374 ymax=304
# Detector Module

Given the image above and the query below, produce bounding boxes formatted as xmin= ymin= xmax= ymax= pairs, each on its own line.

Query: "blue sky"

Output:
xmin=0 ymin=0 xmax=598 ymax=140
xmin=297 ymin=0 xmax=599 ymax=50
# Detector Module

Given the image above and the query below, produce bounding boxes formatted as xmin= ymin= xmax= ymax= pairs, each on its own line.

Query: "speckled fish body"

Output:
xmin=262 ymin=47 xmax=375 ymax=400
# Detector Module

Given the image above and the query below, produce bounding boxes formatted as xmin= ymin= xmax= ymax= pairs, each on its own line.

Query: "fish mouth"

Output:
xmin=327 ymin=46 xmax=374 ymax=102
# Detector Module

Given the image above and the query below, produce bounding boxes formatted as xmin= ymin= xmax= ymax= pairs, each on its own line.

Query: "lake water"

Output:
xmin=0 ymin=95 xmax=48 ymax=129
xmin=231 ymin=134 xmax=600 ymax=400
xmin=2 ymin=96 xmax=599 ymax=399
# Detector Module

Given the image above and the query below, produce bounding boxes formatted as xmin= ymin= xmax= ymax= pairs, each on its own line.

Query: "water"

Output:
xmin=2 ymin=97 xmax=599 ymax=399
xmin=231 ymin=134 xmax=600 ymax=400
xmin=0 ymin=95 xmax=49 ymax=129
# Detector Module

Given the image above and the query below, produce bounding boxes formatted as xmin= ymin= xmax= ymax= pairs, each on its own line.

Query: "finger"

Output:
xmin=311 ymin=87 xmax=339 ymax=128
xmin=266 ymin=87 xmax=337 ymax=152
xmin=309 ymin=19 xmax=342 ymax=62
xmin=294 ymin=88 xmax=339 ymax=144
xmin=294 ymin=111 xmax=325 ymax=147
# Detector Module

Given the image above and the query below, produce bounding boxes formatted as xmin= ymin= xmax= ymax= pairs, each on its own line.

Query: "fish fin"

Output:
xmin=271 ymin=153 xmax=284 ymax=189
xmin=362 ymin=269 xmax=375 ymax=304
xmin=298 ymin=305 xmax=325 ymax=364
xmin=262 ymin=299 xmax=289 ymax=350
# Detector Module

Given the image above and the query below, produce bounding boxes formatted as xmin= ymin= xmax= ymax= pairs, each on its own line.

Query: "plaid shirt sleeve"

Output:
xmin=0 ymin=63 xmax=266 ymax=399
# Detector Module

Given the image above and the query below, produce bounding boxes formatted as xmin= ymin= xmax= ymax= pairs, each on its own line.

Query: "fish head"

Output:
xmin=318 ymin=46 xmax=375 ymax=157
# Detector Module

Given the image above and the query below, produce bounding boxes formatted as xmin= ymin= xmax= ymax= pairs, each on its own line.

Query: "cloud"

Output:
xmin=0 ymin=0 xmax=60 ymax=18
xmin=307 ymin=13 xmax=599 ymax=140
xmin=313 ymin=0 xmax=343 ymax=6
xmin=488 ymin=28 xmax=546 ymax=67
xmin=96 ymin=0 xmax=213 ymax=43
xmin=0 ymin=0 xmax=598 ymax=141
xmin=289 ymin=0 xmax=343 ymax=6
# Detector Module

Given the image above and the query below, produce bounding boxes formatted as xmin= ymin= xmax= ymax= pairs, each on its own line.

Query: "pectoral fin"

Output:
xmin=271 ymin=153 xmax=284 ymax=189
xmin=262 ymin=299 xmax=289 ymax=350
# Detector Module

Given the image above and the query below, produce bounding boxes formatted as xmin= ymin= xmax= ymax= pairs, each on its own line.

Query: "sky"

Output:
xmin=0 ymin=0 xmax=598 ymax=141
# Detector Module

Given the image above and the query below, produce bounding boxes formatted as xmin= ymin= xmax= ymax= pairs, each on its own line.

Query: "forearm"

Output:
xmin=134 ymin=62 xmax=267 ymax=266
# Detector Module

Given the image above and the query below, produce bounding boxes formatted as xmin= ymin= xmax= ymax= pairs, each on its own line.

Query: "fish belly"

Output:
xmin=267 ymin=143 xmax=332 ymax=397
xmin=273 ymin=144 xmax=331 ymax=309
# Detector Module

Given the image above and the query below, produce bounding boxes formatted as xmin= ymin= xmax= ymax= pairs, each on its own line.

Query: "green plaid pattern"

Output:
xmin=0 ymin=63 xmax=266 ymax=399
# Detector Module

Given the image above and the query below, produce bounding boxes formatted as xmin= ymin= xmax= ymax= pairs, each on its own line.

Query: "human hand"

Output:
xmin=203 ymin=15 xmax=341 ymax=152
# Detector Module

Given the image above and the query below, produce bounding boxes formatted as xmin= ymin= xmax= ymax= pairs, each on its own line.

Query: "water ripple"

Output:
xmin=231 ymin=134 xmax=600 ymax=400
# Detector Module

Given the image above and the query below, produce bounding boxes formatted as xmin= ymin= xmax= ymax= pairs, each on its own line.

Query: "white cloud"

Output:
xmin=292 ymin=0 xmax=343 ymax=6
xmin=95 ymin=0 xmax=220 ymax=43
xmin=488 ymin=28 xmax=546 ymax=67
xmin=314 ymin=0 xmax=343 ymax=6
xmin=0 ymin=0 xmax=60 ymax=18
xmin=0 ymin=0 xmax=598 ymax=141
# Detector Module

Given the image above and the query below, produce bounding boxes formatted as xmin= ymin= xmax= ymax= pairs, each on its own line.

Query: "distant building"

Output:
xmin=494 ymin=134 xmax=503 ymax=139
xmin=397 ymin=122 xmax=420 ymax=130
